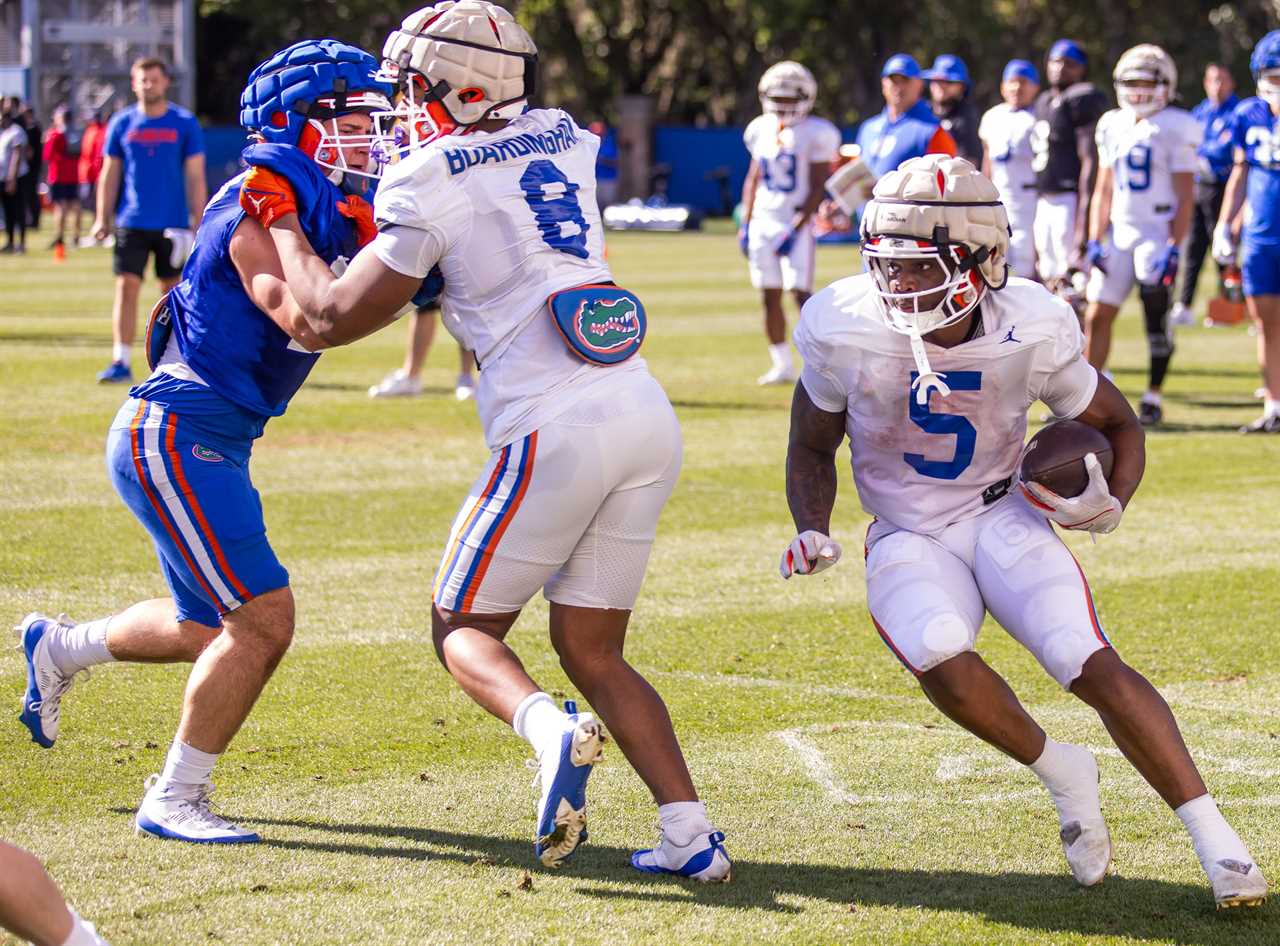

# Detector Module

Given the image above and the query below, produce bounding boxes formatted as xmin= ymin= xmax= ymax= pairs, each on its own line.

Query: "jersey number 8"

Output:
xmin=520 ymin=160 xmax=591 ymax=259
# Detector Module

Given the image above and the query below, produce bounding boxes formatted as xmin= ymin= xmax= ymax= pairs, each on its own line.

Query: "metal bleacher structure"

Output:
xmin=0 ymin=0 xmax=196 ymax=118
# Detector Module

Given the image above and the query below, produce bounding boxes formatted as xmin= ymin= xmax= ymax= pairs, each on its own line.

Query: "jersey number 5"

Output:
xmin=904 ymin=371 xmax=982 ymax=480
xmin=520 ymin=159 xmax=590 ymax=259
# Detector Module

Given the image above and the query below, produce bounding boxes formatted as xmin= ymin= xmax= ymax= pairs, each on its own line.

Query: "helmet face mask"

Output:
xmin=863 ymin=236 xmax=985 ymax=336
xmin=1113 ymin=45 xmax=1176 ymax=118
xmin=298 ymin=93 xmax=393 ymax=188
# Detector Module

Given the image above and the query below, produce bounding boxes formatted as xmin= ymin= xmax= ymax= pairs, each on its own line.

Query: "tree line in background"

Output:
xmin=197 ymin=0 xmax=1280 ymax=125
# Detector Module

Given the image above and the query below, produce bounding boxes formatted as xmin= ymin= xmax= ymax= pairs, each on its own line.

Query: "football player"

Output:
xmin=1215 ymin=30 xmax=1280 ymax=433
xmin=1031 ymin=40 xmax=1109 ymax=291
xmin=980 ymin=59 xmax=1041 ymax=278
xmin=1082 ymin=45 xmax=1201 ymax=426
xmin=739 ymin=61 xmax=840 ymax=385
xmin=248 ymin=1 xmax=730 ymax=881
xmin=15 ymin=40 xmax=394 ymax=843
xmin=783 ymin=153 xmax=1267 ymax=910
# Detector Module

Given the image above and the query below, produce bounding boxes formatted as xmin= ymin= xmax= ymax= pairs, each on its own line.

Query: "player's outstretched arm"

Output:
xmin=1070 ymin=372 xmax=1145 ymax=509
xmin=264 ymin=212 xmax=421 ymax=348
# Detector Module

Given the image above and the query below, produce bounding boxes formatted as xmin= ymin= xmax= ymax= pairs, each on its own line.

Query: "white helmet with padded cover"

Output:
xmin=1113 ymin=44 xmax=1177 ymax=118
xmin=758 ymin=61 xmax=817 ymax=125
xmin=861 ymin=154 xmax=1011 ymax=403
xmin=376 ymin=1 xmax=537 ymax=153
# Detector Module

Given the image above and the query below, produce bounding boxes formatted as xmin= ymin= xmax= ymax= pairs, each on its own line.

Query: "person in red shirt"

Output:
xmin=78 ymin=110 xmax=106 ymax=244
xmin=42 ymin=105 xmax=82 ymax=250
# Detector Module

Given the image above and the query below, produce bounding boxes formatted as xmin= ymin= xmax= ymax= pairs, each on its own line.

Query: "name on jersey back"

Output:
xmin=443 ymin=116 xmax=581 ymax=176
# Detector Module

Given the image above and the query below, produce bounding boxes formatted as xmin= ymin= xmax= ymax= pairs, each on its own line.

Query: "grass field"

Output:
xmin=2 ymin=220 xmax=1278 ymax=946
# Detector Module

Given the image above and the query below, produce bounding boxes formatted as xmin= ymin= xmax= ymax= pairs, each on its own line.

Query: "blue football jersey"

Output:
xmin=856 ymin=101 xmax=948 ymax=179
xmin=1231 ymin=97 xmax=1280 ymax=246
xmin=134 ymin=144 xmax=363 ymax=428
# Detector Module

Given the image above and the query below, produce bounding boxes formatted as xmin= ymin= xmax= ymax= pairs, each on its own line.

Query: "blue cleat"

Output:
xmin=632 ymin=829 xmax=732 ymax=883
xmin=15 ymin=612 xmax=80 ymax=749
xmin=135 ymin=776 xmax=260 ymax=844
xmin=533 ymin=700 xmax=606 ymax=868
xmin=96 ymin=360 xmax=133 ymax=384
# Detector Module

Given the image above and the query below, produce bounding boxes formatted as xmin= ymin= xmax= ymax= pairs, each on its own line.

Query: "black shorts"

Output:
xmin=49 ymin=182 xmax=78 ymax=203
xmin=113 ymin=227 xmax=182 ymax=280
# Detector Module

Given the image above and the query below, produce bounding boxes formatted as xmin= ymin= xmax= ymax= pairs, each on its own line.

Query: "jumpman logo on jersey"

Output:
xmin=1001 ymin=326 xmax=1021 ymax=344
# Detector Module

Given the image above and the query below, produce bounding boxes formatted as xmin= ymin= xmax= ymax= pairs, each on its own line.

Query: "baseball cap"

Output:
xmin=923 ymin=54 xmax=970 ymax=86
xmin=1048 ymin=39 xmax=1088 ymax=66
xmin=881 ymin=53 xmax=922 ymax=79
xmin=1002 ymin=59 xmax=1040 ymax=84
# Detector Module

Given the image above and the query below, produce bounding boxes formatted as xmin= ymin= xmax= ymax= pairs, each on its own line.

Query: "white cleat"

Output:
xmin=632 ymin=827 xmax=732 ymax=883
xmin=1210 ymin=857 xmax=1268 ymax=910
xmin=368 ymin=369 xmax=422 ymax=399
xmin=1169 ymin=302 xmax=1195 ymax=327
xmin=135 ymin=776 xmax=260 ymax=844
xmin=533 ymin=701 xmax=606 ymax=868
xmin=15 ymin=612 xmax=83 ymax=749
xmin=454 ymin=374 xmax=476 ymax=402
xmin=1049 ymin=746 xmax=1112 ymax=886
xmin=757 ymin=364 xmax=797 ymax=386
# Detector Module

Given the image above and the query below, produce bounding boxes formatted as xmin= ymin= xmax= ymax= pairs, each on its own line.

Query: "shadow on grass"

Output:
xmin=242 ymin=816 xmax=1273 ymax=944
xmin=669 ymin=399 xmax=782 ymax=413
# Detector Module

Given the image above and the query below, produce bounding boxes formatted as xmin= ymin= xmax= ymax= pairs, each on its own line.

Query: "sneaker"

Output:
xmin=1169 ymin=302 xmax=1195 ymax=327
xmin=632 ymin=829 xmax=732 ymax=883
xmin=15 ymin=613 xmax=82 ymax=748
xmin=1240 ymin=413 xmax=1280 ymax=434
xmin=96 ymin=361 xmax=132 ymax=384
xmin=1048 ymin=748 xmax=1112 ymax=886
xmin=1138 ymin=399 xmax=1163 ymax=427
xmin=454 ymin=374 xmax=476 ymax=402
xmin=1209 ymin=857 xmax=1268 ymax=909
xmin=368 ymin=369 xmax=422 ymax=398
xmin=534 ymin=700 xmax=606 ymax=868
xmin=757 ymin=363 xmax=797 ymax=386
xmin=135 ymin=775 xmax=260 ymax=844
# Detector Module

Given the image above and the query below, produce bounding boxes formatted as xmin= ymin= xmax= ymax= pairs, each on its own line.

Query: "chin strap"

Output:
xmin=908 ymin=330 xmax=950 ymax=405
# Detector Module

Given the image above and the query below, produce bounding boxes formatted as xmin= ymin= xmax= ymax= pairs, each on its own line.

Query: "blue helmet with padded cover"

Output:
xmin=1252 ymin=30 xmax=1280 ymax=78
xmin=240 ymin=39 xmax=393 ymax=183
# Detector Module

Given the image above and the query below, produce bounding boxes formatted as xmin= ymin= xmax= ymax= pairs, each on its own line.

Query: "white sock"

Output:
xmin=1028 ymin=739 xmax=1098 ymax=820
xmin=112 ymin=342 xmax=130 ymax=365
xmin=768 ymin=341 xmax=793 ymax=371
xmin=658 ymin=800 xmax=713 ymax=847
xmin=46 ymin=617 xmax=116 ymax=675
xmin=156 ymin=739 xmax=219 ymax=794
xmin=1264 ymin=397 xmax=1280 ymax=418
xmin=1142 ymin=391 xmax=1162 ymax=407
xmin=62 ymin=909 xmax=106 ymax=946
xmin=511 ymin=691 xmax=567 ymax=759
xmin=1175 ymin=794 xmax=1252 ymax=872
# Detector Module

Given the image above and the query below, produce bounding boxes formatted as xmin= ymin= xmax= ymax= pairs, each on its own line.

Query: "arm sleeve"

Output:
xmin=369 ymin=224 xmax=447 ymax=280
xmin=926 ymin=127 xmax=957 ymax=157
xmin=105 ymin=116 xmax=124 ymax=159
xmin=1032 ymin=304 xmax=1099 ymax=419
xmin=182 ymin=116 xmax=206 ymax=159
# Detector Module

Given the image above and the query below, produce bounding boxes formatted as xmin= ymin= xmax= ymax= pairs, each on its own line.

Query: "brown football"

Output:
xmin=1019 ymin=420 xmax=1114 ymax=499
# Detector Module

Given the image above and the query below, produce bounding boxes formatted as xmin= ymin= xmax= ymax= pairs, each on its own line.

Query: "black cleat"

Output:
xmin=1240 ymin=413 xmax=1280 ymax=434
xmin=1138 ymin=400 xmax=1163 ymax=427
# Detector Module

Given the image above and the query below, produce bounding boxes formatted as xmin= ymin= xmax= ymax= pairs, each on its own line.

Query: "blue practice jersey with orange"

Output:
xmin=856 ymin=100 xmax=957 ymax=179
xmin=1230 ymin=97 xmax=1280 ymax=247
xmin=132 ymin=143 xmax=364 ymax=440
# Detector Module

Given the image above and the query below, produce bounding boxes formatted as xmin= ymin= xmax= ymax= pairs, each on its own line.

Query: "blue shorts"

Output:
xmin=107 ymin=397 xmax=288 ymax=627
xmin=1242 ymin=242 xmax=1280 ymax=298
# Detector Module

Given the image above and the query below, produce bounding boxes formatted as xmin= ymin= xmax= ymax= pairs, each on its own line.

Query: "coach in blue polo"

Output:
xmin=92 ymin=56 xmax=206 ymax=383
xmin=856 ymin=53 xmax=958 ymax=186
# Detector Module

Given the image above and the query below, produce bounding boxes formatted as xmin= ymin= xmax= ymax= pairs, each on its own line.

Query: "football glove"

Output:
xmin=738 ymin=225 xmax=750 ymax=257
xmin=1212 ymin=223 xmax=1236 ymax=266
xmin=336 ymin=194 xmax=377 ymax=248
xmin=1154 ymin=242 xmax=1179 ymax=287
xmin=1020 ymin=453 xmax=1123 ymax=535
xmin=779 ymin=530 xmax=843 ymax=579
xmin=773 ymin=226 xmax=798 ymax=257
xmin=1084 ymin=240 xmax=1108 ymax=275
xmin=162 ymin=227 xmax=195 ymax=270
xmin=239 ymin=166 xmax=297 ymax=229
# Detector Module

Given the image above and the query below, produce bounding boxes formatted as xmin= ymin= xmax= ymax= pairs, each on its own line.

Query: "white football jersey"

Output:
xmin=794 ymin=275 xmax=1098 ymax=536
xmin=1095 ymin=106 xmax=1201 ymax=242
xmin=978 ymin=104 xmax=1038 ymax=224
xmin=744 ymin=113 xmax=841 ymax=218
xmin=373 ymin=108 xmax=647 ymax=449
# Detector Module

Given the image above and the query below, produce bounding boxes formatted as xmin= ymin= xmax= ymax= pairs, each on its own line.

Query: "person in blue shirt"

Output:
xmin=856 ymin=53 xmax=957 ymax=186
xmin=1170 ymin=63 xmax=1239 ymax=325
xmin=92 ymin=57 xmax=206 ymax=384
xmin=16 ymin=40 xmax=393 ymax=843
xmin=1216 ymin=30 xmax=1280 ymax=433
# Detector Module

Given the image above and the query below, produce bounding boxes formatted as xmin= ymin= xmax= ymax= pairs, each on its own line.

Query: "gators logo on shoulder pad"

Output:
xmin=549 ymin=285 xmax=647 ymax=366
